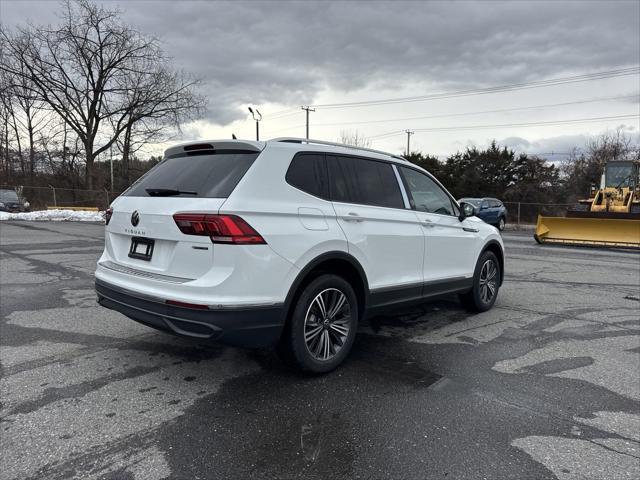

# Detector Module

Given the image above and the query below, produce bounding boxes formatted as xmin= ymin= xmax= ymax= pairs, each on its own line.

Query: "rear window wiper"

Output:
xmin=145 ymin=188 xmax=198 ymax=197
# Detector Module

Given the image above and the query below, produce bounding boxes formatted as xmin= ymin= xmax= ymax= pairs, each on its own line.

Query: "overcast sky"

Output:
xmin=2 ymin=0 xmax=639 ymax=158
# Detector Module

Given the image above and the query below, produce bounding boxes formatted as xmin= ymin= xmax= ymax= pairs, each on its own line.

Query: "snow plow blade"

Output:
xmin=534 ymin=215 xmax=640 ymax=249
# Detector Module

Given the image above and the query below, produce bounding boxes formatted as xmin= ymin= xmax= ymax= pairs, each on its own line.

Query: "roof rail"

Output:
xmin=270 ymin=137 xmax=407 ymax=162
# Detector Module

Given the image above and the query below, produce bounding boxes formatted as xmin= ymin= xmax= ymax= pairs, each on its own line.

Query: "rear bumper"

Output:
xmin=95 ymin=279 xmax=285 ymax=348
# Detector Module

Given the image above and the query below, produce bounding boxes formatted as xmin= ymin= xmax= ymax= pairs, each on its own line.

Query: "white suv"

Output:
xmin=95 ymin=138 xmax=504 ymax=372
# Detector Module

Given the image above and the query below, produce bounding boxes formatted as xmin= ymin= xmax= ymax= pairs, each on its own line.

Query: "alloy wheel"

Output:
xmin=479 ymin=259 xmax=498 ymax=304
xmin=304 ymin=288 xmax=351 ymax=361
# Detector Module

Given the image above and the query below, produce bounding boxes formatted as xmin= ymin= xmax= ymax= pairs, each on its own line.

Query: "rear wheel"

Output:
xmin=459 ymin=250 xmax=500 ymax=312
xmin=496 ymin=217 xmax=506 ymax=231
xmin=280 ymin=274 xmax=358 ymax=373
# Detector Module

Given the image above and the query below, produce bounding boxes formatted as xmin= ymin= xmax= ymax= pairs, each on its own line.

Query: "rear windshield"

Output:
xmin=124 ymin=151 xmax=259 ymax=198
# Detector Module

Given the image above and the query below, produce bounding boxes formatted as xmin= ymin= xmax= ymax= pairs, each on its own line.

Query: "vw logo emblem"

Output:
xmin=131 ymin=211 xmax=140 ymax=227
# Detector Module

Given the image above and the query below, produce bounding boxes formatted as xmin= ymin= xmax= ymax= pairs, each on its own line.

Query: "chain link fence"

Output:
xmin=1 ymin=185 xmax=122 ymax=211
xmin=502 ymin=202 xmax=574 ymax=226
xmin=3 ymin=185 xmax=574 ymax=224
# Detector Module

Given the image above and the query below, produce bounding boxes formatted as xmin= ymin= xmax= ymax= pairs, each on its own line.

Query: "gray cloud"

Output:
xmin=499 ymin=129 xmax=640 ymax=160
xmin=3 ymin=0 xmax=639 ymax=125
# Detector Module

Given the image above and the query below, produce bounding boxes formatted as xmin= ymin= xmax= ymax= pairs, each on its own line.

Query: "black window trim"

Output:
xmin=397 ymin=164 xmax=461 ymax=218
xmin=283 ymin=150 xmax=459 ymax=214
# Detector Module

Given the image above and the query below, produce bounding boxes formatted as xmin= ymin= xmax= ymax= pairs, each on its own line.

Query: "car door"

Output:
xmin=397 ymin=166 xmax=478 ymax=287
xmin=478 ymin=199 xmax=491 ymax=223
xmin=488 ymin=199 xmax=501 ymax=223
xmin=328 ymin=155 xmax=424 ymax=302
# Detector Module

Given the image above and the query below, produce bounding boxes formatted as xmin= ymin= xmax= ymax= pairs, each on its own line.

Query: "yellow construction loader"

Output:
xmin=534 ymin=160 xmax=640 ymax=248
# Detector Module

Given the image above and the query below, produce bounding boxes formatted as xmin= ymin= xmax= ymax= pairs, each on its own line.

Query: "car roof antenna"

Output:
xmin=232 ymin=133 xmax=237 ymax=139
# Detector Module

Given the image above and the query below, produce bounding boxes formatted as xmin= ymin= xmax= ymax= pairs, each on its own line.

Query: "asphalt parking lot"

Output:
xmin=1 ymin=221 xmax=639 ymax=480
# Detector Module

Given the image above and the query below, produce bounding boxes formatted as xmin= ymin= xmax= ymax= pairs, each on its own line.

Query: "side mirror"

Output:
xmin=459 ymin=202 xmax=475 ymax=221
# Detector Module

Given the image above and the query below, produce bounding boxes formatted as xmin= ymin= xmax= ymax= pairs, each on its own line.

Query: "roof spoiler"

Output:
xmin=164 ymin=140 xmax=264 ymax=158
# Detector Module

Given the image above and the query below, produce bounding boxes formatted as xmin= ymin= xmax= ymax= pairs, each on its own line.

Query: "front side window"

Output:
xmin=328 ymin=155 xmax=404 ymax=209
xmin=285 ymin=153 xmax=329 ymax=199
xmin=400 ymin=167 xmax=456 ymax=216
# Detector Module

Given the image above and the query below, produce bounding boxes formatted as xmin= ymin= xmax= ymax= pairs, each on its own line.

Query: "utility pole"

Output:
xmin=405 ymin=130 xmax=414 ymax=156
xmin=248 ymin=107 xmax=262 ymax=141
xmin=301 ymin=106 xmax=315 ymax=139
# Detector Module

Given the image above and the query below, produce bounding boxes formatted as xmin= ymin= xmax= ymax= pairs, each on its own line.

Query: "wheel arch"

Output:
xmin=283 ymin=251 xmax=369 ymax=325
xmin=481 ymin=240 xmax=505 ymax=286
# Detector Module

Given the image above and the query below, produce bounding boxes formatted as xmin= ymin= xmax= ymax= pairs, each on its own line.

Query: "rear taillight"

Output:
xmin=105 ymin=207 xmax=113 ymax=225
xmin=173 ymin=213 xmax=266 ymax=244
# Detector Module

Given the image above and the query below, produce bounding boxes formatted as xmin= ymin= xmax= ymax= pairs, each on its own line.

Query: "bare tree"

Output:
xmin=110 ymin=61 xmax=204 ymax=187
xmin=339 ymin=130 xmax=372 ymax=148
xmin=1 ymin=0 xmax=203 ymax=189
xmin=0 ymin=70 xmax=18 ymax=179
xmin=1 ymin=58 xmax=52 ymax=179
xmin=561 ymin=129 xmax=639 ymax=200
xmin=586 ymin=128 xmax=638 ymax=164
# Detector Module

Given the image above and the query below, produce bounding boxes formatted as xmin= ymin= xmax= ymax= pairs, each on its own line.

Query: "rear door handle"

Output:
xmin=422 ymin=219 xmax=434 ymax=227
xmin=343 ymin=212 xmax=364 ymax=222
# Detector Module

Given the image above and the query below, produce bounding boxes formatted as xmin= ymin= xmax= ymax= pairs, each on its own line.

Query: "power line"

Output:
xmin=261 ymin=124 xmax=306 ymax=136
xmin=309 ymin=94 xmax=639 ymax=128
xmin=311 ymin=67 xmax=640 ymax=109
xmin=262 ymin=110 xmax=638 ymax=139
xmin=264 ymin=107 xmax=301 ymax=118
xmin=369 ymin=114 xmax=640 ymax=139
xmin=267 ymin=109 xmax=303 ymax=120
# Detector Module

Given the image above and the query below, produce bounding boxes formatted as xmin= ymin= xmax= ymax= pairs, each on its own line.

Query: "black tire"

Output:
xmin=496 ymin=217 xmax=506 ymax=231
xmin=279 ymin=274 xmax=358 ymax=373
xmin=459 ymin=250 xmax=501 ymax=312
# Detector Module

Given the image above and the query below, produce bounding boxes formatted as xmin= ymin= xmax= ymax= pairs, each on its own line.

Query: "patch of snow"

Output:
xmin=0 ymin=209 xmax=105 ymax=222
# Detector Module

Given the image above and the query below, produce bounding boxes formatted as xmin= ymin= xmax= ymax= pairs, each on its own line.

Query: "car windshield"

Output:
xmin=0 ymin=190 xmax=19 ymax=202
xmin=605 ymin=162 xmax=634 ymax=188
xmin=459 ymin=198 xmax=481 ymax=207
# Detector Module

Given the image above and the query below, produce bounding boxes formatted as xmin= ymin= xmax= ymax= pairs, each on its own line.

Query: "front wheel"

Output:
xmin=459 ymin=250 xmax=501 ymax=312
xmin=280 ymin=274 xmax=358 ymax=373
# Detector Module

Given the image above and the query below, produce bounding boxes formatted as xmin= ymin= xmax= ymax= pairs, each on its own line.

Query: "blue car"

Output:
xmin=458 ymin=197 xmax=507 ymax=231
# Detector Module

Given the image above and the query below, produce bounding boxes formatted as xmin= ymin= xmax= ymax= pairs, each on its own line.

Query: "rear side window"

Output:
xmin=285 ymin=153 xmax=329 ymax=199
xmin=124 ymin=151 xmax=259 ymax=198
xmin=328 ymin=155 xmax=404 ymax=209
xmin=489 ymin=199 xmax=502 ymax=208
